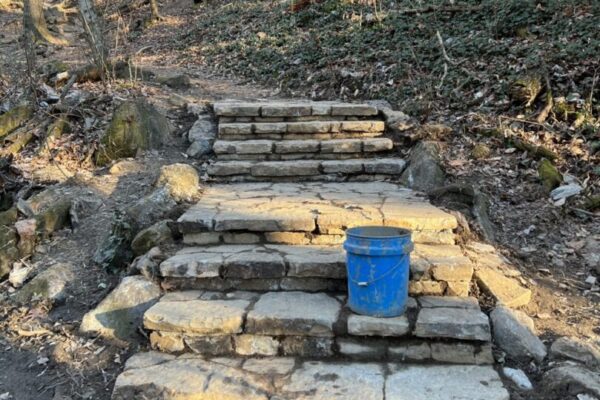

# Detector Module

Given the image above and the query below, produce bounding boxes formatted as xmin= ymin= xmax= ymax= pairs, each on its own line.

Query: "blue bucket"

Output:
xmin=344 ymin=226 xmax=413 ymax=317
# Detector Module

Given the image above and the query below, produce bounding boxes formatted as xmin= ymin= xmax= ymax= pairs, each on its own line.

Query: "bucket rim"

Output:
xmin=345 ymin=226 xmax=412 ymax=239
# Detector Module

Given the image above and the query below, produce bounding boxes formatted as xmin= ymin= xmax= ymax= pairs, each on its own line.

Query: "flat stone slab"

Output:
xmin=347 ymin=314 xmax=411 ymax=337
xmin=415 ymin=307 xmax=491 ymax=341
xmin=114 ymin=356 xmax=509 ymax=400
xmin=143 ymin=298 xmax=250 ymax=335
xmin=113 ymin=357 xmax=272 ymax=400
xmin=281 ymin=361 xmax=384 ymax=400
xmin=418 ymin=296 xmax=480 ymax=309
xmin=246 ymin=291 xmax=342 ymax=336
xmin=475 ymin=266 xmax=532 ymax=307
xmin=178 ymin=183 xmax=457 ymax=240
xmin=386 ymin=365 xmax=509 ymax=400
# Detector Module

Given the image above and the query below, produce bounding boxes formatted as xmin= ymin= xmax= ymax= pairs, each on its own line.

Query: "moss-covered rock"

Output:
xmin=0 ymin=105 xmax=33 ymax=138
xmin=510 ymin=75 xmax=542 ymax=107
xmin=95 ymin=100 xmax=170 ymax=166
xmin=538 ymin=158 xmax=562 ymax=192
xmin=131 ymin=219 xmax=174 ymax=256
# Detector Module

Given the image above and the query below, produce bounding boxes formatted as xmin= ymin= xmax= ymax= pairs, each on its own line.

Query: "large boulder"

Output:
xmin=126 ymin=188 xmax=178 ymax=231
xmin=155 ymin=164 xmax=199 ymax=203
xmin=550 ymin=337 xmax=600 ymax=367
xmin=131 ymin=220 xmax=174 ymax=256
xmin=14 ymin=262 xmax=76 ymax=303
xmin=80 ymin=276 xmax=161 ymax=343
xmin=400 ymin=141 xmax=445 ymax=192
xmin=542 ymin=365 xmax=600 ymax=398
xmin=186 ymin=114 xmax=217 ymax=158
xmin=490 ymin=306 xmax=547 ymax=363
xmin=95 ymin=100 xmax=170 ymax=166
xmin=18 ymin=187 xmax=72 ymax=236
xmin=96 ymin=188 xmax=177 ymax=271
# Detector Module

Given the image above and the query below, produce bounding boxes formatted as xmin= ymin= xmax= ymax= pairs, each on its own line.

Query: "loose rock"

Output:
xmin=502 ymin=367 xmax=533 ymax=390
xmin=14 ymin=262 xmax=76 ymax=303
xmin=131 ymin=220 xmax=174 ymax=256
xmin=155 ymin=164 xmax=199 ymax=202
xmin=400 ymin=141 xmax=445 ymax=192
xmin=80 ymin=276 xmax=161 ymax=343
xmin=490 ymin=306 xmax=547 ymax=363
xmin=550 ymin=337 xmax=600 ymax=367
xmin=543 ymin=365 xmax=600 ymax=397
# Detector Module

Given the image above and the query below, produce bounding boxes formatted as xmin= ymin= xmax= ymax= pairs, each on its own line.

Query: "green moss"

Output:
xmin=538 ymin=158 xmax=563 ymax=191
xmin=472 ymin=144 xmax=492 ymax=160
xmin=0 ymin=225 xmax=18 ymax=279
xmin=0 ymin=105 xmax=33 ymax=138
xmin=0 ymin=207 xmax=18 ymax=226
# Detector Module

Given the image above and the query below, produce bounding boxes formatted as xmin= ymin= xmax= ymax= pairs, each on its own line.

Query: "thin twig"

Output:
xmin=436 ymin=30 xmax=456 ymax=65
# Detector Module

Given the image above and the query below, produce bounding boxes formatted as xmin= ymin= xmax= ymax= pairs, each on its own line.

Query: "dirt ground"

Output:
xmin=0 ymin=1 xmax=598 ymax=399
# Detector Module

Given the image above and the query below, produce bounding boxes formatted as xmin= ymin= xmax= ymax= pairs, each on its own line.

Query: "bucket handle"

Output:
xmin=349 ymin=254 xmax=410 ymax=287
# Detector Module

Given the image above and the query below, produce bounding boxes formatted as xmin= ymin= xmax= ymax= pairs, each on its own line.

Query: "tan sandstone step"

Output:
xmin=178 ymin=182 xmax=458 ymax=245
xmin=158 ymin=244 xmax=473 ymax=296
xmin=214 ymin=101 xmax=379 ymax=118
xmin=113 ymin=355 xmax=510 ymax=400
xmin=143 ymin=290 xmax=492 ymax=362
xmin=213 ymin=138 xmax=393 ymax=161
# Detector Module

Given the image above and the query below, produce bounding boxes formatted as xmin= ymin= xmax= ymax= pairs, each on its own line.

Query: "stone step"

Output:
xmin=143 ymin=291 xmax=493 ymax=362
xmin=159 ymin=244 xmax=474 ymax=297
xmin=214 ymin=101 xmax=379 ymax=119
xmin=213 ymin=138 xmax=393 ymax=161
xmin=178 ymin=182 xmax=458 ymax=245
xmin=218 ymin=120 xmax=385 ymax=140
xmin=113 ymin=354 xmax=510 ymax=400
xmin=206 ymin=158 xmax=408 ymax=181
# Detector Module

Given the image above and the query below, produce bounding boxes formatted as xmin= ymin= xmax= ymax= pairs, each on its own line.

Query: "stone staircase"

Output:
xmin=110 ymin=101 xmax=512 ymax=399
xmin=207 ymin=101 xmax=406 ymax=181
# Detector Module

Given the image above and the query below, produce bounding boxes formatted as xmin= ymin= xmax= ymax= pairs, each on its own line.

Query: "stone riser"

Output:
xmin=161 ymin=277 xmax=469 ymax=297
xmin=209 ymin=173 xmax=408 ymax=183
xmin=219 ymin=131 xmax=383 ymax=141
xmin=218 ymin=121 xmax=385 ymax=137
xmin=215 ymin=152 xmax=391 ymax=161
xmin=149 ymin=332 xmax=493 ymax=365
xmin=206 ymin=159 xmax=407 ymax=179
xmin=180 ymin=230 xmax=455 ymax=246
xmin=219 ymin=115 xmax=376 ymax=123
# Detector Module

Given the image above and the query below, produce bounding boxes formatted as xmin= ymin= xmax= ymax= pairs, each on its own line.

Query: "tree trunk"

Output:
xmin=150 ymin=0 xmax=162 ymax=20
xmin=23 ymin=0 xmax=67 ymax=45
xmin=78 ymin=0 xmax=108 ymax=81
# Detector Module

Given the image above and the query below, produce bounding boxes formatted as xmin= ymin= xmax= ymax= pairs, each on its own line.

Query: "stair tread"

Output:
xmin=114 ymin=354 xmax=509 ymax=400
xmin=143 ymin=290 xmax=489 ymax=341
xmin=213 ymin=138 xmax=393 ymax=156
xmin=178 ymin=182 xmax=457 ymax=235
